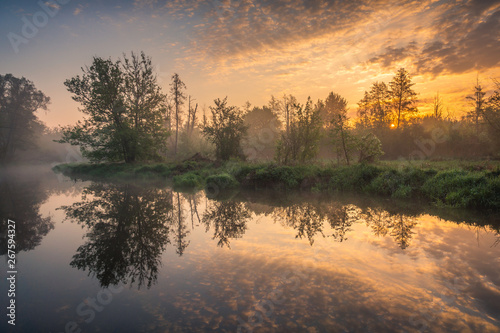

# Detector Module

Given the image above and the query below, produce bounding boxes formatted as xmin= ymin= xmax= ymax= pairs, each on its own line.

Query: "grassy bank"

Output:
xmin=53 ymin=160 xmax=500 ymax=210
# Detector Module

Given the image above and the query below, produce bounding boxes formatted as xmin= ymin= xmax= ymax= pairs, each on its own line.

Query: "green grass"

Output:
xmin=53 ymin=159 xmax=500 ymax=210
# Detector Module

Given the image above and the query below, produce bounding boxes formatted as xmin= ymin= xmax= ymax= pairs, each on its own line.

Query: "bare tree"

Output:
xmin=170 ymin=73 xmax=186 ymax=155
xmin=432 ymin=92 xmax=444 ymax=119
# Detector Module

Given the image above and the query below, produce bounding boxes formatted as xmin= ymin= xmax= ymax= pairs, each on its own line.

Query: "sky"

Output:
xmin=1 ymin=0 xmax=500 ymax=128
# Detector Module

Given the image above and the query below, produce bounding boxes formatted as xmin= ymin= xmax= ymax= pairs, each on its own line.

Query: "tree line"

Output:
xmin=2 ymin=51 xmax=500 ymax=165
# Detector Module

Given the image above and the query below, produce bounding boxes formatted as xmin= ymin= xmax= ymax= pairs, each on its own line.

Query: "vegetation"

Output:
xmin=275 ymin=97 xmax=323 ymax=164
xmin=202 ymin=97 xmax=247 ymax=161
xmin=0 ymin=74 xmax=50 ymax=163
xmin=53 ymin=159 xmax=500 ymax=210
xmin=170 ymin=73 xmax=186 ymax=156
xmin=58 ymin=52 xmax=169 ymax=163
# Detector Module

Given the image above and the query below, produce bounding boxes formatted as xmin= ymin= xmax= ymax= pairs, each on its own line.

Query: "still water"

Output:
xmin=1 ymin=166 xmax=499 ymax=332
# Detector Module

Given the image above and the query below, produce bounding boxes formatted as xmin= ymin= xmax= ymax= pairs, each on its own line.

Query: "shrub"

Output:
xmin=173 ymin=172 xmax=203 ymax=188
xmin=205 ymin=173 xmax=239 ymax=190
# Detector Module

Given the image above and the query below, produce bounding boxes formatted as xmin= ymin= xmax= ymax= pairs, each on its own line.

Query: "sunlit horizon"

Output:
xmin=1 ymin=0 xmax=499 ymax=128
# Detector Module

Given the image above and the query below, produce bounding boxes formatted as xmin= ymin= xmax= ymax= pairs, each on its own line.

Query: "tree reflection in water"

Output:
xmin=271 ymin=201 xmax=417 ymax=249
xmin=0 ymin=172 xmax=54 ymax=255
xmin=61 ymin=182 xmax=498 ymax=290
xmin=62 ymin=183 xmax=174 ymax=289
xmin=202 ymin=200 xmax=250 ymax=248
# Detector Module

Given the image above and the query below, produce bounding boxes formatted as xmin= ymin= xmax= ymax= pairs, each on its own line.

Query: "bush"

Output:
xmin=422 ymin=170 xmax=500 ymax=208
xmin=205 ymin=173 xmax=239 ymax=190
xmin=329 ymin=164 xmax=381 ymax=192
xmin=173 ymin=172 xmax=203 ymax=188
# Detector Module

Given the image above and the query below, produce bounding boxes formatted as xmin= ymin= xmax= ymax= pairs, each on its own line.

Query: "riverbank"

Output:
xmin=52 ymin=160 xmax=500 ymax=210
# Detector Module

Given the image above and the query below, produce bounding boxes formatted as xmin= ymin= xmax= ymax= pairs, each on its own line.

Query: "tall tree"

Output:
xmin=0 ymin=74 xmax=50 ymax=162
xmin=389 ymin=68 xmax=418 ymax=128
xmin=60 ymin=52 xmax=169 ymax=163
xmin=357 ymin=82 xmax=391 ymax=129
xmin=466 ymin=78 xmax=487 ymax=135
xmin=170 ymin=73 xmax=186 ymax=155
xmin=202 ymin=97 xmax=247 ymax=161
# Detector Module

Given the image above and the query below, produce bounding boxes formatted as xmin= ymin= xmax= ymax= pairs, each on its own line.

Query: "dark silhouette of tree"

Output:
xmin=186 ymin=95 xmax=198 ymax=139
xmin=364 ymin=208 xmax=393 ymax=237
xmin=0 ymin=74 xmax=50 ymax=163
xmin=272 ymin=204 xmax=324 ymax=245
xmin=173 ymin=192 xmax=190 ymax=256
xmin=483 ymin=79 xmax=500 ymax=147
xmin=170 ymin=73 xmax=187 ymax=156
xmin=357 ymin=82 xmax=392 ymax=129
xmin=0 ymin=172 xmax=54 ymax=254
xmin=327 ymin=205 xmax=360 ymax=243
xmin=330 ymin=104 xmax=353 ymax=165
xmin=62 ymin=183 xmax=173 ymax=289
xmin=466 ymin=77 xmax=487 ymax=136
xmin=60 ymin=52 xmax=169 ymax=163
xmin=389 ymin=68 xmax=418 ymax=128
xmin=389 ymin=215 xmax=417 ymax=250
xmin=202 ymin=200 xmax=250 ymax=248
xmin=202 ymin=97 xmax=247 ymax=161
xmin=433 ymin=92 xmax=444 ymax=119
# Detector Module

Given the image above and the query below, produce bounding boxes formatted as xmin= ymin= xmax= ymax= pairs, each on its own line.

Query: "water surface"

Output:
xmin=1 ymin=166 xmax=499 ymax=332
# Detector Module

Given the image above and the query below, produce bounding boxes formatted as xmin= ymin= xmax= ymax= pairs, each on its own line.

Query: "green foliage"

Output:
xmin=59 ymin=52 xmax=169 ymax=163
xmin=368 ymin=167 xmax=436 ymax=198
xmin=357 ymin=133 xmax=384 ymax=163
xmin=422 ymin=170 xmax=500 ymax=208
xmin=54 ymin=160 xmax=500 ymax=209
xmin=205 ymin=173 xmax=239 ymax=190
xmin=202 ymin=97 xmax=247 ymax=161
xmin=328 ymin=164 xmax=381 ymax=191
xmin=173 ymin=172 xmax=203 ymax=188
xmin=276 ymin=97 xmax=322 ymax=164
xmin=0 ymin=74 xmax=50 ymax=162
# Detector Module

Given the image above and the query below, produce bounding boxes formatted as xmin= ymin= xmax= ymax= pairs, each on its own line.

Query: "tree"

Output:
xmin=60 ymin=52 xmax=169 ymax=163
xmin=321 ymin=92 xmax=348 ymax=130
xmin=389 ymin=68 xmax=418 ymax=128
xmin=432 ymin=92 xmax=444 ymax=119
xmin=466 ymin=78 xmax=487 ymax=135
xmin=0 ymin=74 xmax=50 ymax=162
xmin=202 ymin=97 xmax=247 ymax=161
xmin=242 ymin=105 xmax=281 ymax=159
xmin=483 ymin=79 xmax=500 ymax=147
xmin=170 ymin=73 xmax=186 ymax=155
xmin=357 ymin=133 xmax=384 ymax=163
xmin=357 ymin=82 xmax=392 ymax=129
xmin=330 ymin=108 xmax=355 ymax=165
xmin=276 ymin=97 xmax=322 ymax=164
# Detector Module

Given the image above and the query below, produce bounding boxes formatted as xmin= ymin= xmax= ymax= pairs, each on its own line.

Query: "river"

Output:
xmin=1 ymin=165 xmax=499 ymax=332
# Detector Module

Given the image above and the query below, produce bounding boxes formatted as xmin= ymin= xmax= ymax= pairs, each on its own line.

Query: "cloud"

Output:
xmin=45 ymin=1 xmax=60 ymax=10
xmin=73 ymin=7 xmax=82 ymax=16
xmin=367 ymin=0 xmax=500 ymax=76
